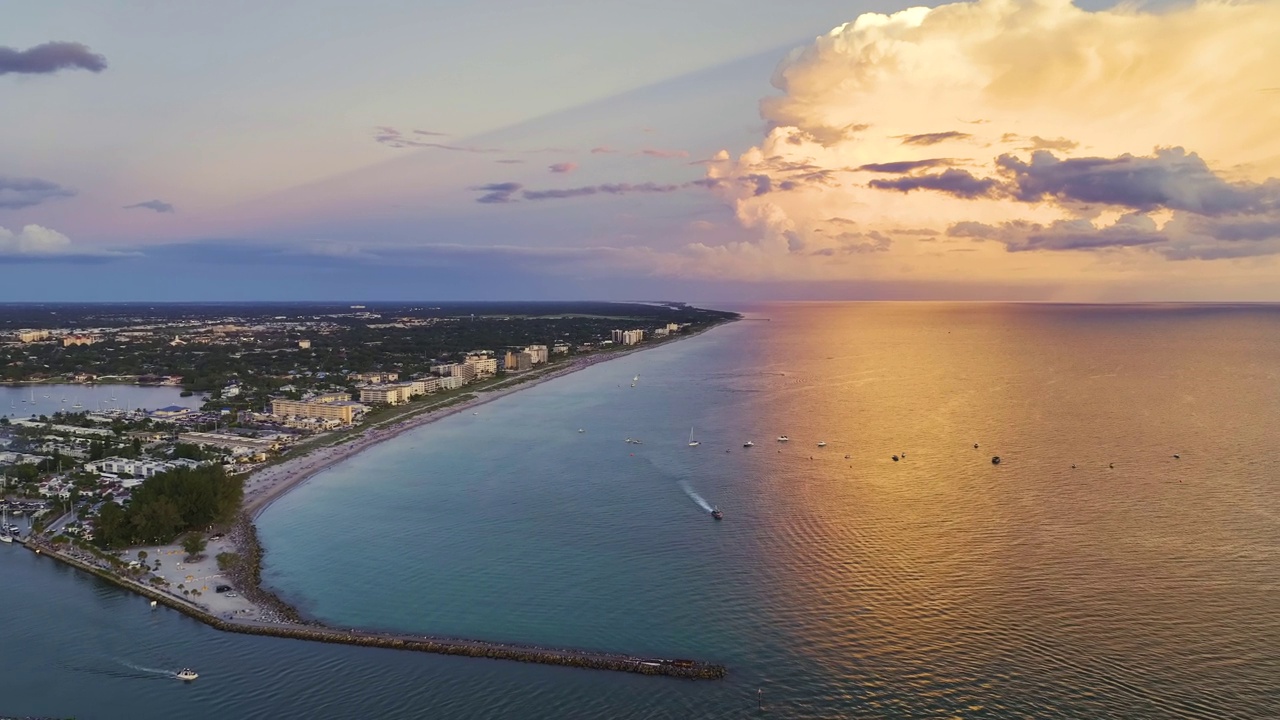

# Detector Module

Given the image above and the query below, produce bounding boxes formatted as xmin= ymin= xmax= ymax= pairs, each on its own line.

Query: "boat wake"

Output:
xmin=117 ymin=659 xmax=180 ymax=679
xmin=678 ymin=480 xmax=714 ymax=513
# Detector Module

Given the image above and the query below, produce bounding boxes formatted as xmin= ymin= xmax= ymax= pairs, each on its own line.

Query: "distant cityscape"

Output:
xmin=0 ymin=302 xmax=731 ymax=543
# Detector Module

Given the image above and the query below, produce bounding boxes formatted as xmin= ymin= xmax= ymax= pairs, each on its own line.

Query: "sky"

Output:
xmin=4 ymin=0 xmax=1279 ymax=302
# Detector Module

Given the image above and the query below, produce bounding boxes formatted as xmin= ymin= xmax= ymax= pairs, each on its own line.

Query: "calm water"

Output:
xmin=0 ymin=383 xmax=203 ymax=419
xmin=3 ymin=304 xmax=1279 ymax=718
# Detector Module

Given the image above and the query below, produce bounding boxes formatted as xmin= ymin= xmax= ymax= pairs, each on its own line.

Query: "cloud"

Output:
xmin=590 ymin=146 xmax=617 ymax=154
xmin=857 ymin=159 xmax=953 ymax=173
xmin=471 ymin=182 xmax=523 ymax=204
xmin=522 ymin=182 xmax=681 ymax=201
xmin=123 ymin=199 xmax=175 ymax=213
xmin=374 ymin=126 xmax=499 ymax=152
xmin=413 ymin=129 xmax=448 ymax=136
xmin=0 ymin=41 xmax=107 ymax=76
xmin=637 ymin=148 xmax=690 ymax=159
xmin=495 ymin=159 xmax=524 ymax=164
xmin=898 ymin=131 xmax=970 ymax=146
xmin=0 ymin=176 xmax=76 ymax=209
xmin=0 ymin=224 xmax=130 ymax=263
xmin=869 ymin=168 xmax=1001 ymax=199
xmin=549 ymin=162 xmax=578 ymax=174
xmin=996 ymin=148 xmax=1278 ymax=215
xmin=692 ymin=0 xmax=1280 ymax=288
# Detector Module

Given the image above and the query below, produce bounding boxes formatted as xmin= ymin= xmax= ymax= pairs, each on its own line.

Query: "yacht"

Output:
xmin=711 ymin=508 xmax=723 ymax=521
xmin=777 ymin=436 xmax=789 ymax=442
xmin=175 ymin=668 xmax=199 ymax=681
xmin=743 ymin=441 xmax=754 ymax=448
xmin=688 ymin=427 xmax=700 ymax=447
xmin=817 ymin=441 xmax=827 ymax=447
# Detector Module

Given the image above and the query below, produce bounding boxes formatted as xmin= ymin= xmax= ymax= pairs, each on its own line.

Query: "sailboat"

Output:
xmin=688 ymin=427 xmax=700 ymax=447
xmin=72 ymin=396 xmax=83 ymax=409
xmin=0 ymin=503 xmax=12 ymax=544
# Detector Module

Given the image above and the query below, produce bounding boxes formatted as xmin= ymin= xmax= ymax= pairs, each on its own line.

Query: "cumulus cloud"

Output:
xmin=0 ymin=176 xmax=76 ymax=209
xmin=0 ymin=41 xmax=106 ymax=75
xmin=123 ymin=199 xmax=175 ymax=213
xmin=0 ymin=224 xmax=75 ymax=258
xmin=692 ymin=0 xmax=1280 ymax=289
xmin=549 ymin=162 xmax=578 ymax=174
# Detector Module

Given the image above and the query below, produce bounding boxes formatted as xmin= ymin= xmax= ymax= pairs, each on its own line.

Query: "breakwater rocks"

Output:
xmin=23 ymin=541 xmax=726 ymax=680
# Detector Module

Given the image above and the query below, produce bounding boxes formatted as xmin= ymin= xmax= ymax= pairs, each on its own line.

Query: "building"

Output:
xmin=358 ymin=382 xmax=414 ymax=405
xmin=438 ymin=375 xmax=466 ymax=391
xmin=503 ymin=350 xmax=533 ymax=372
xmin=84 ymin=456 xmax=206 ymax=480
xmin=62 ymin=335 xmax=99 ymax=347
xmin=150 ymin=405 xmax=193 ymax=419
xmin=450 ymin=363 xmax=476 ymax=383
xmin=653 ymin=327 xmax=670 ymax=338
xmin=464 ymin=354 xmax=498 ymax=378
xmin=410 ymin=377 xmax=442 ymax=395
xmin=666 ymin=323 xmax=681 ymax=333
xmin=298 ymin=339 xmax=312 ymax=349
xmin=350 ymin=371 xmax=399 ymax=384
xmin=552 ymin=343 xmax=570 ymax=355
xmin=612 ymin=329 xmax=644 ymax=346
xmin=271 ymin=398 xmax=364 ymax=423
xmin=523 ymin=345 xmax=549 ymax=364
xmin=16 ymin=330 xmax=50 ymax=343
xmin=178 ymin=432 xmax=279 ymax=453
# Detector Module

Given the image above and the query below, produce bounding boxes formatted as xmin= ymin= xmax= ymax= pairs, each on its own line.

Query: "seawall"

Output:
xmin=20 ymin=539 xmax=726 ymax=680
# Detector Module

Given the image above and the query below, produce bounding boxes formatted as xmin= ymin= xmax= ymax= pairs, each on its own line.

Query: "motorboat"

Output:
xmin=742 ymin=441 xmax=754 ymax=448
xmin=817 ymin=441 xmax=827 ymax=447
xmin=777 ymin=436 xmax=789 ymax=442
xmin=711 ymin=508 xmax=723 ymax=520
xmin=991 ymin=456 xmax=1002 ymax=465
xmin=175 ymin=668 xmax=199 ymax=681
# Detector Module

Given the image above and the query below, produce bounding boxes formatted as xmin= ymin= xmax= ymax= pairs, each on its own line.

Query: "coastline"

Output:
xmin=241 ymin=322 xmax=731 ymax=520
xmin=11 ymin=318 xmax=735 ymax=678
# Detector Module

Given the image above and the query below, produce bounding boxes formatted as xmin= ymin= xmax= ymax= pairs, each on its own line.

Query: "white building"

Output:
xmin=523 ymin=345 xmax=549 ymax=364
xmin=464 ymin=354 xmax=498 ymax=378
xmin=83 ymin=456 xmax=206 ymax=479
xmin=438 ymin=375 xmax=466 ymax=391
xmin=359 ymin=383 xmax=414 ymax=405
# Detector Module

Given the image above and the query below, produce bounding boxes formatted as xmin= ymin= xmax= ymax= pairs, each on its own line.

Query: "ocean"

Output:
xmin=2 ymin=303 xmax=1278 ymax=718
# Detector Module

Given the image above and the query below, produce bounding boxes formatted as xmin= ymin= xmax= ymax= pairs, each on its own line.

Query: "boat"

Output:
xmin=0 ymin=504 xmax=11 ymax=543
xmin=175 ymin=668 xmax=198 ymax=681
xmin=743 ymin=441 xmax=754 ymax=448
xmin=578 ymin=429 xmax=585 ymax=433
xmin=631 ymin=374 xmax=639 ymax=388
xmin=150 ymin=600 xmax=158 ymax=609
xmin=777 ymin=436 xmax=789 ymax=442
xmin=991 ymin=456 xmax=1002 ymax=465
xmin=817 ymin=441 xmax=827 ymax=447
xmin=711 ymin=508 xmax=723 ymax=520
xmin=688 ymin=427 xmax=700 ymax=447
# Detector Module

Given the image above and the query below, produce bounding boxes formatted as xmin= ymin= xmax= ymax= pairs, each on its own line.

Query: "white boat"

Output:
xmin=817 ymin=441 xmax=827 ymax=447
xmin=150 ymin=600 xmax=158 ymax=609
xmin=631 ymin=374 xmax=639 ymax=387
xmin=0 ymin=505 xmax=11 ymax=543
xmin=743 ymin=441 xmax=754 ymax=448
xmin=777 ymin=436 xmax=789 ymax=442
xmin=175 ymin=668 xmax=198 ymax=681
xmin=578 ymin=429 xmax=585 ymax=433
xmin=688 ymin=427 xmax=700 ymax=447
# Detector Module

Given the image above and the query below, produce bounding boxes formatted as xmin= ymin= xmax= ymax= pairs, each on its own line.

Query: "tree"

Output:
xmin=137 ymin=550 xmax=148 ymax=563
xmin=182 ymin=533 xmax=207 ymax=557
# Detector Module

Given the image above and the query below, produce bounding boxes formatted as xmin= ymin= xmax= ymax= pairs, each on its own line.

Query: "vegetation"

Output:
xmin=182 ymin=533 xmax=208 ymax=558
xmin=92 ymin=465 xmax=243 ymax=548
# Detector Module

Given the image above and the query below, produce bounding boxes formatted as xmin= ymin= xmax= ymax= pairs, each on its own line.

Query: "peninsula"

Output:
xmin=1 ymin=301 xmax=735 ymax=679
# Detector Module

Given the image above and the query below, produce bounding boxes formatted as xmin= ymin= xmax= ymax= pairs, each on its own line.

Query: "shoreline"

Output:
xmin=10 ymin=318 xmax=735 ymax=678
xmin=241 ymin=322 xmax=729 ymax=520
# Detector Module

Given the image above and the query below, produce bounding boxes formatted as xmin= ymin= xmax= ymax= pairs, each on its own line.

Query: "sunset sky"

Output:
xmin=4 ymin=0 xmax=1277 ymax=301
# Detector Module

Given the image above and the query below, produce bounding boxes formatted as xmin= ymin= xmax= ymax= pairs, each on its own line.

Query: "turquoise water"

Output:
xmin=4 ymin=303 xmax=1280 ymax=718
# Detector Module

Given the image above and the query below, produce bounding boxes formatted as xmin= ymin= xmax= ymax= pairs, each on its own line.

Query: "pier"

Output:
xmin=19 ymin=539 xmax=726 ymax=680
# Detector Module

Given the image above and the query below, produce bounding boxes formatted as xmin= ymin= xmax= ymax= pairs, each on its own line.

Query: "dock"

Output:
xmin=18 ymin=539 xmax=726 ymax=680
